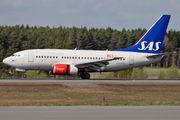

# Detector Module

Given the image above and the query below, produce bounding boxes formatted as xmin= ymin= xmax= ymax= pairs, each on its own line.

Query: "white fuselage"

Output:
xmin=3 ymin=49 xmax=162 ymax=72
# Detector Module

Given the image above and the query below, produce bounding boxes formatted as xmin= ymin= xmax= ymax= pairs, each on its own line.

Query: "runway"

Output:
xmin=0 ymin=106 xmax=179 ymax=120
xmin=0 ymin=80 xmax=180 ymax=120
xmin=0 ymin=78 xmax=180 ymax=83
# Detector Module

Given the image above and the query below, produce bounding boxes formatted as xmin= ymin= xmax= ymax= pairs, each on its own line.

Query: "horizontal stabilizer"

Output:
xmin=146 ymin=52 xmax=176 ymax=59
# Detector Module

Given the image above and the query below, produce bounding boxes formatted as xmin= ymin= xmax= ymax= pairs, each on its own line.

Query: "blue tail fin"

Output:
xmin=116 ymin=15 xmax=171 ymax=54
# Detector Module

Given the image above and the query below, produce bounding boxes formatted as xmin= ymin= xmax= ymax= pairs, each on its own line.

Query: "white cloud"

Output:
xmin=61 ymin=9 xmax=79 ymax=14
xmin=13 ymin=0 xmax=23 ymax=7
xmin=1 ymin=0 xmax=24 ymax=8
xmin=94 ymin=3 xmax=104 ymax=9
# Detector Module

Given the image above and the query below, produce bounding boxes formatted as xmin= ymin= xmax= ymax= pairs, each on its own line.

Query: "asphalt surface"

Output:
xmin=0 ymin=106 xmax=179 ymax=120
xmin=1 ymin=79 xmax=180 ymax=83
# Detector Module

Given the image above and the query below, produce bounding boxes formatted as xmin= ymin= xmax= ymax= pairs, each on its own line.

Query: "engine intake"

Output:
xmin=51 ymin=64 xmax=78 ymax=75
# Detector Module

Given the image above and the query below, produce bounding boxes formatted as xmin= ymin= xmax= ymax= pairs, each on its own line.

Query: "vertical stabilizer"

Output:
xmin=116 ymin=15 xmax=171 ymax=54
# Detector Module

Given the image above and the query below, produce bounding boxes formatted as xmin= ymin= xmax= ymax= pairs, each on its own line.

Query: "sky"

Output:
xmin=0 ymin=0 xmax=180 ymax=31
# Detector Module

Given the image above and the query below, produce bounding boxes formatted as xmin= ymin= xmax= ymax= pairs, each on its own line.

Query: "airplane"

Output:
xmin=3 ymin=14 xmax=172 ymax=79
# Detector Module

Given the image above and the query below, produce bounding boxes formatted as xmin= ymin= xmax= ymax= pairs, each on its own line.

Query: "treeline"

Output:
xmin=0 ymin=25 xmax=179 ymax=77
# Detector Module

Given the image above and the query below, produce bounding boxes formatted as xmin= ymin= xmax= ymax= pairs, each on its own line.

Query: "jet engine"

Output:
xmin=50 ymin=64 xmax=78 ymax=75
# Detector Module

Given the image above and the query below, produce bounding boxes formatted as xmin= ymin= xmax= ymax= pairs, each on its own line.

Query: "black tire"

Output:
xmin=23 ymin=74 xmax=27 ymax=78
xmin=81 ymin=73 xmax=90 ymax=79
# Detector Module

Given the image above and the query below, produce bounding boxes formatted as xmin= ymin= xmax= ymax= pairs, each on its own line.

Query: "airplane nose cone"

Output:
xmin=3 ymin=58 xmax=10 ymax=65
xmin=3 ymin=58 xmax=6 ymax=64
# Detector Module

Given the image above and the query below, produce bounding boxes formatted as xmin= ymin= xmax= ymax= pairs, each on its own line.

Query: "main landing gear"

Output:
xmin=81 ymin=72 xmax=90 ymax=79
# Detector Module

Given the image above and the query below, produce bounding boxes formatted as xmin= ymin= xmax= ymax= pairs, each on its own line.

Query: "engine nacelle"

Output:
xmin=51 ymin=64 xmax=78 ymax=75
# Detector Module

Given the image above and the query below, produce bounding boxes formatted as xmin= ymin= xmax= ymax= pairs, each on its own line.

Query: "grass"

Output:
xmin=0 ymin=83 xmax=180 ymax=106
xmin=90 ymin=72 xmax=114 ymax=79
xmin=143 ymin=67 xmax=167 ymax=79
xmin=91 ymin=67 xmax=180 ymax=79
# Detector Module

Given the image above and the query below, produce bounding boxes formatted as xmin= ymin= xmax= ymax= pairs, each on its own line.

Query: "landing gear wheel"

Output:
xmin=23 ymin=74 xmax=27 ymax=78
xmin=81 ymin=73 xmax=90 ymax=79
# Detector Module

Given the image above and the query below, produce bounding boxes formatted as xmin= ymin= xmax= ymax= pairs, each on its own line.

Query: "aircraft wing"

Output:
xmin=73 ymin=57 xmax=123 ymax=72
xmin=146 ymin=52 xmax=176 ymax=59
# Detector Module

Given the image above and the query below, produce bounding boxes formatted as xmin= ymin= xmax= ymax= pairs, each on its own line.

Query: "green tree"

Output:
xmin=76 ymin=30 xmax=85 ymax=49
xmin=131 ymin=67 xmax=148 ymax=79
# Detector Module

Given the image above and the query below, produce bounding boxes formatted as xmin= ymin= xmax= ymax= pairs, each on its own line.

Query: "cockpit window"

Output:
xmin=11 ymin=54 xmax=21 ymax=57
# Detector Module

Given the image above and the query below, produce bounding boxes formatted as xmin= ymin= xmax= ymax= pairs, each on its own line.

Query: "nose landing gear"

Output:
xmin=23 ymin=73 xmax=27 ymax=78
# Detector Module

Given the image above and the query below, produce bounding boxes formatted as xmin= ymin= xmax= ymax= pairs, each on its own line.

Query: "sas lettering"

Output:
xmin=138 ymin=41 xmax=161 ymax=51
